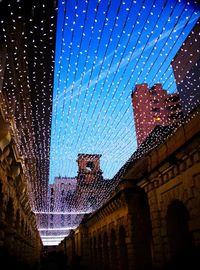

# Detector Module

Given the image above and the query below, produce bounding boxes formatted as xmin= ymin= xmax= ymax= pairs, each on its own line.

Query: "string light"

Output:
xmin=1 ymin=0 xmax=199 ymax=246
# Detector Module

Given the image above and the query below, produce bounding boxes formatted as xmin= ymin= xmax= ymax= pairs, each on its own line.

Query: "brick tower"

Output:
xmin=131 ymin=83 xmax=183 ymax=146
xmin=75 ymin=154 xmax=103 ymax=211
xmin=76 ymin=154 xmax=103 ymax=185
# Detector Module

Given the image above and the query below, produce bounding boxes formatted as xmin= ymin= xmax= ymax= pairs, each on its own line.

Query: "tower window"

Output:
xmin=152 ymin=99 xmax=159 ymax=103
xmin=150 ymin=90 xmax=157 ymax=95
xmin=86 ymin=161 xmax=94 ymax=171
xmin=152 ymin=107 xmax=160 ymax=112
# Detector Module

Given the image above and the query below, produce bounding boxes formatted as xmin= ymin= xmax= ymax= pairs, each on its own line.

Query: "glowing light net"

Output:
xmin=1 ymin=0 xmax=199 ymax=246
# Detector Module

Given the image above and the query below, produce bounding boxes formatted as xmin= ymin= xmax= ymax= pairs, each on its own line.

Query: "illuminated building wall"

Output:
xmin=171 ymin=19 xmax=200 ymax=116
xmin=131 ymin=83 xmax=183 ymax=146
xmin=48 ymin=176 xmax=77 ymax=214
xmin=38 ymin=177 xmax=78 ymax=246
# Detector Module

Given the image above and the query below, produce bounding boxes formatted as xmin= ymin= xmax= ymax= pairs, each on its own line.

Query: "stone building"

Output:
xmin=0 ymin=108 xmax=42 ymax=268
xmin=0 ymin=0 xmax=57 ymax=211
xmin=0 ymin=0 xmax=57 ymax=266
xmin=0 ymin=1 xmax=199 ymax=269
xmin=59 ymin=104 xmax=200 ymax=270
xmin=37 ymin=154 xmax=115 ymax=247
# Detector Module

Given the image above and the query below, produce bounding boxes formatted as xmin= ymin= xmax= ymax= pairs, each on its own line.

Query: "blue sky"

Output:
xmin=49 ymin=0 xmax=200 ymax=183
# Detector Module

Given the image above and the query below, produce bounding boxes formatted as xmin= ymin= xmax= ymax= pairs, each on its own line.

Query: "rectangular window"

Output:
xmin=151 ymin=90 xmax=157 ymax=95
xmin=152 ymin=107 xmax=160 ymax=112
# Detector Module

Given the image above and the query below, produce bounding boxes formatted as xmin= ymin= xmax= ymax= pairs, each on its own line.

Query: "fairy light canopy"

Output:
xmin=1 ymin=0 xmax=200 ymax=246
xmin=50 ymin=0 xmax=200 ymax=183
xmin=0 ymin=0 xmax=57 ymax=212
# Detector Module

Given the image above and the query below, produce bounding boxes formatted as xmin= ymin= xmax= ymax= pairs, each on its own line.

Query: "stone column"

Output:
xmin=111 ymin=230 xmax=120 ymax=270
xmin=79 ymin=225 xmax=89 ymax=268
xmin=4 ymin=227 xmax=16 ymax=257
xmin=147 ymin=185 xmax=164 ymax=269
xmin=102 ymin=232 xmax=110 ymax=270
xmin=125 ymin=213 xmax=137 ymax=270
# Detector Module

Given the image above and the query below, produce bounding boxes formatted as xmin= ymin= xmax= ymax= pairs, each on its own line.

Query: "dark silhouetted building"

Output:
xmin=171 ymin=19 xmax=200 ymax=116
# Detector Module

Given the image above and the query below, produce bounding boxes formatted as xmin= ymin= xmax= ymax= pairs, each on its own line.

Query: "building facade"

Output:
xmin=171 ymin=19 xmax=200 ymax=116
xmin=0 ymin=0 xmax=57 ymax=212
xmin=0 ymin=0 xmax=57 ymax=261
xmin=131 ymin=83 xmax=182 ymax=146
xmin=0 ymin=108 xmax=42 ymax=268
xmin=59 ymin=104 xmax=200 ymax=270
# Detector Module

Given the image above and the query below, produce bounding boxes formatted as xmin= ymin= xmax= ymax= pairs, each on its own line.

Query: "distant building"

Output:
xmin=45 ymin=154 xmax=114 ymax=241
xmin=46 ymin=177 xmax=77 ymax=234
xmin=131 ymin=83 xmax=183 ymax=146
xmin=76 ymin=153 xmax=103 ymax=185
xmin=75 ymin=154 xmax=109 ymax=212
xmin=48 ymin=177 xmax=77 ymax=212
xmin=171 ymin=19 xmax=200 ymax=115
xmin=53 ymin=176 xmax=77 ymax=194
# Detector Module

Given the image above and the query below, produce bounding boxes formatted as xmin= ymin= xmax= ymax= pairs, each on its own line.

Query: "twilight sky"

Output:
xmin=49 ymin=0 xmax=200 ymax=183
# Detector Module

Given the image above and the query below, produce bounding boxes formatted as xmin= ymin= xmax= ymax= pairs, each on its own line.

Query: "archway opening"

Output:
xmin=110 ymin=229 xmax=117 ymax=270
xmin=119 ymin=225 xmax=129 ymax=270
xmin=166 ymin=200 xmax=195 ymax=267
xmin=130 ymin=187 xmax=152 ymax=269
